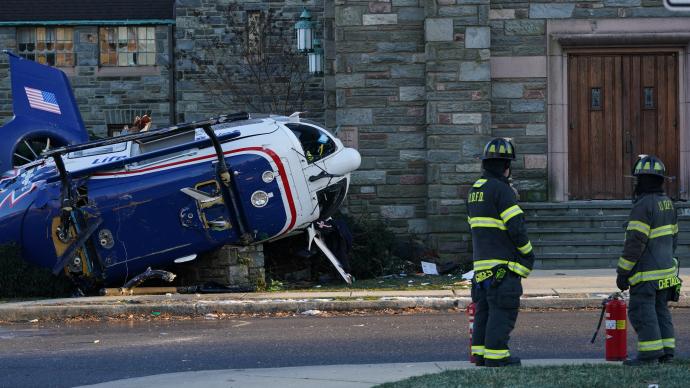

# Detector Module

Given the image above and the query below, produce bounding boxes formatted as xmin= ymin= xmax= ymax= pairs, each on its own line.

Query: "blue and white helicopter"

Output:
xmin=0 ymin=53 xmax=361 ymax=291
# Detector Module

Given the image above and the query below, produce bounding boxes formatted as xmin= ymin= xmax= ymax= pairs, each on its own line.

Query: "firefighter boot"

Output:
xmin=485 ymin=356 xmax=521 ymax=367
xmin=623 ymin=358 xmax=659 ymax=367
xmin=659 ymin=355 xmax=674 ymax=364
xmin=474 ymin=356 xmax=485 ymax=367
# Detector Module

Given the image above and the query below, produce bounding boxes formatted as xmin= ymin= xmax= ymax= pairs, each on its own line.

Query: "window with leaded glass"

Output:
xmin=247 ymin=11 xmax=262 ymax=54
xmin=99 ymin=26 xmax=156 ymax=66
xmin=17 ymin=27 xmax=74 ymax=66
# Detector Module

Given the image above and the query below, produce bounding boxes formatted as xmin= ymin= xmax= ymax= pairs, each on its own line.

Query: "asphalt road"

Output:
xmin=1 ymin=309 xmax=689 ymax=388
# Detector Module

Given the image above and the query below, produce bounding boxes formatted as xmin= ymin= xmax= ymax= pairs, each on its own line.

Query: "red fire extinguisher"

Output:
xmin=590 ymin=293 xmax=627 ymax=361
xmin=466 ymin=302 xmax=476 ymax=363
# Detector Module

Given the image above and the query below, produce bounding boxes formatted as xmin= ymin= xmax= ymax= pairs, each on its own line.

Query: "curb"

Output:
xmin=1 ymin=298 xmax=458 ymax=321
xmin=73 ymin=359 xmax=611 ymax=388
xmin=2 ymin=295 xmax=689 ymax=321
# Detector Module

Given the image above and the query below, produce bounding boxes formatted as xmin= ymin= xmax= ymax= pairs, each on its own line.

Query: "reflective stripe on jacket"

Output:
xmin=617 ymin=193 xmax=678 ymax=287
xmin=467 ymin=171 xmax=534 ymax=278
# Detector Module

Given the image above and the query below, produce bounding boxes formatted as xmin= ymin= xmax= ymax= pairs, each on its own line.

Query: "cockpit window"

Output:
xmin=286 ymin=123 xmax=336 ymax=164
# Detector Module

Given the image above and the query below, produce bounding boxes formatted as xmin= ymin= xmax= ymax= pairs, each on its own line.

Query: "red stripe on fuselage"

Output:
xmin=92 ymin=147 xmax=297 ymax=231
xmin=256 ymin=148 xmax=297 ymax=231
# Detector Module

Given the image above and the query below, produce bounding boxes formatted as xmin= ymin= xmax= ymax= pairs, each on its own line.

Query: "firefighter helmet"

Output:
xmin=632 ymin=154 xmax=666 ymax=177
xmin=481 ymin=138 xmax=516 ymax=160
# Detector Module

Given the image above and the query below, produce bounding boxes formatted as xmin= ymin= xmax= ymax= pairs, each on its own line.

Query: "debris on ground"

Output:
xmin=421 ymin=261 xmax=439 ymax=275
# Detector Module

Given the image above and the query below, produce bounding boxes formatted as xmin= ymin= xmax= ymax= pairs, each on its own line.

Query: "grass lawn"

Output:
xmin=0 ymin=298 xmax=43 ymax=304
xmin=376 ymin=361 xmax=690 ymax=388
xmin=270 ymin=273 xmax=470 ymax=292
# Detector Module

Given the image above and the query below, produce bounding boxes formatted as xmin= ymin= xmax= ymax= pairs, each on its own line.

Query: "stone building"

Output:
xmin=329 ymin=0 xmax=690 ymax=267
xmin=2 ymin=0 xmax=690 ymax=270
xmin=0 ymin=0 xmax=176 ymax=135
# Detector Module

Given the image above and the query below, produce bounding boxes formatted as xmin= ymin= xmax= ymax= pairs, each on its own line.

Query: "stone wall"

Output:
xmin=487 ymin=0 xmax=686 ymax=202
xmin=174 ymin=0 xmax=327 ymax=123
xmin=0 ymin=26 xmax=173 ymax=136
xmin=0 ymin=30 xmax=14 ymax=119
xmin=340 ymin=0 xmax=689 ymax=262
xmin=334 ymin=0 xmax=428 ymax=238
xmin=175 ymin=245 xmax=266 ymax=289
xmin=423 ymin=1 xmax=491 ymax=260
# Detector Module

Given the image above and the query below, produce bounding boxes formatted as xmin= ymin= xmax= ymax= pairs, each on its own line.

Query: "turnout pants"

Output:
xmin=628 ymin=281 xmax=675 ymax=360
xmin=471 ymin=273 xmax=522 ymax=361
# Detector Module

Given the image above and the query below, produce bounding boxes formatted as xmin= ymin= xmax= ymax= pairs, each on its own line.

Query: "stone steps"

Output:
xmin=533 ymin=240 xmax=690 ymax=255
xmin=529 ymin=226 xmax=690 ymax=241
xmin=533 ymin=239 xmax=690 ymax=249
xmin=521 ymin=201 xmax=690 ymax=269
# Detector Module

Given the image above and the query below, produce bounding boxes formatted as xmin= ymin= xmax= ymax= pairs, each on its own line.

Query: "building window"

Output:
xmin=247 ymin=11 xmax=262 ymax=54
xmin=590 ymin=88 xmax=602 ymax=110
xmin=17 ymin=27 xmax=74 ymax=66
xmin=644 ymin=87 xmax=655 ymax=109
xmin=107 ymin=124 xmax=126 ymax=137
xmin=99 ymin=26 xmax=156 ymax=66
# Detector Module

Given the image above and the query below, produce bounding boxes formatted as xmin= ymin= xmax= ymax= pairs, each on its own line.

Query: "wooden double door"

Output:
xmin=568 ymin=52 xmax=679 ymax=199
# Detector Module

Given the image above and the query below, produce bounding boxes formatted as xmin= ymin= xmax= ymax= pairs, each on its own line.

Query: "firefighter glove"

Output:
xmin=616 ymin=274 xmax=629 ymax=291
xmin=491 ymin=265 xmax=508 ymax=288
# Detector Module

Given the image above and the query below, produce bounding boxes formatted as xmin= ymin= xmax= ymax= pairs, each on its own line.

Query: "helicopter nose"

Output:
xmin=324 ymin=147 xmax=361 ymax=176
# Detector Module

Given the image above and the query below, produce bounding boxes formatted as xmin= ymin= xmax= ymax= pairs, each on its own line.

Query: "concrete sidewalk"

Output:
xmin=1 ymin=269 xmax=689 ymax=321
xmin=77 ymin=359 xmax=609 ymax=388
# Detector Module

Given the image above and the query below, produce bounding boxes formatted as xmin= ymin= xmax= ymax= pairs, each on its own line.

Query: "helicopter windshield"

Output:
xmin=285 ymin=123 xmax=337 ymax=164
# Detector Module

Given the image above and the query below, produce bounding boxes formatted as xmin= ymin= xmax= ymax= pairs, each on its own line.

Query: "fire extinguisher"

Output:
xmin=590 ymin=293 xmax=627 ymax=361
xmin=466 ymin=302 xmax=476 ymax=363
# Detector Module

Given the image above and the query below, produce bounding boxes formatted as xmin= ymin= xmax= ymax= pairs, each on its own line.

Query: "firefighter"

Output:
xmin=617 ymin=155 xmax=680 ymax=366
xmin=467 ymin=138 xmax=535 ymax=367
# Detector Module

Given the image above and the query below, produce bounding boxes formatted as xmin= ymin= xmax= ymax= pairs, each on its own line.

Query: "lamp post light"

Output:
xmin=294 ymin=8 xmax=314 ymax=53
xmin=308 ymin=38 xmax=324 ymax=76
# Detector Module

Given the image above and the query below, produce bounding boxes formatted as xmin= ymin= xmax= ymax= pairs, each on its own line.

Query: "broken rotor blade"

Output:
xmin=180 ymin=187 xmax=222 ymax=206
xmin=307 ymin=223 xmax=317 ymax=251
xmin=174 ymin=254 xmax=197 ymax=263
xmin=312 ymin=234 xmax=353 ymax=285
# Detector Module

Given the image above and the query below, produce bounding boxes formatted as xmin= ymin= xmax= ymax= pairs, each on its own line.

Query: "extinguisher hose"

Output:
xmin=590 ymin=300 xmax=607 ymax=344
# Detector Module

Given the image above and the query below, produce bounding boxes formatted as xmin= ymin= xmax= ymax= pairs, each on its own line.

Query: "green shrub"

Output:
xmin=264 ymin=214 xmax=414 ymax=282
xmin=0 ymin=244 xmax=73 ymax=298
xmin=345 ymin=214 xmax=408 ymax=279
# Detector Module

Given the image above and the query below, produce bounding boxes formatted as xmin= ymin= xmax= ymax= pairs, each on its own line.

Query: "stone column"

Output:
xmin=324 ymin=1 xmax=337 ymax=129
xmin=424 ymin=0 xmax=491 ymax=262
xmin=175 ymin=245 xmax=266 ymax=290
xmin=0 ymin=28 xmax=16 ymax=120
xmin=334 ymin=1 xmax=427 ymax=235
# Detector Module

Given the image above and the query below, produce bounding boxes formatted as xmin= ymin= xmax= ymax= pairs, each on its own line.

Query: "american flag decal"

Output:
xmin=25 ymin=87 xmax=61 ymax=115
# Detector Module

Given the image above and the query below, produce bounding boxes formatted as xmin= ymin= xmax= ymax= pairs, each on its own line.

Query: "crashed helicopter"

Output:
xmin=0 ymin=53 xmax=360 ymax=291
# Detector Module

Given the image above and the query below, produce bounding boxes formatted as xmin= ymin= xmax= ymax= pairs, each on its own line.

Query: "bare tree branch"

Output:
xmin=179 ymin=4 xmax=312 ymax=115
